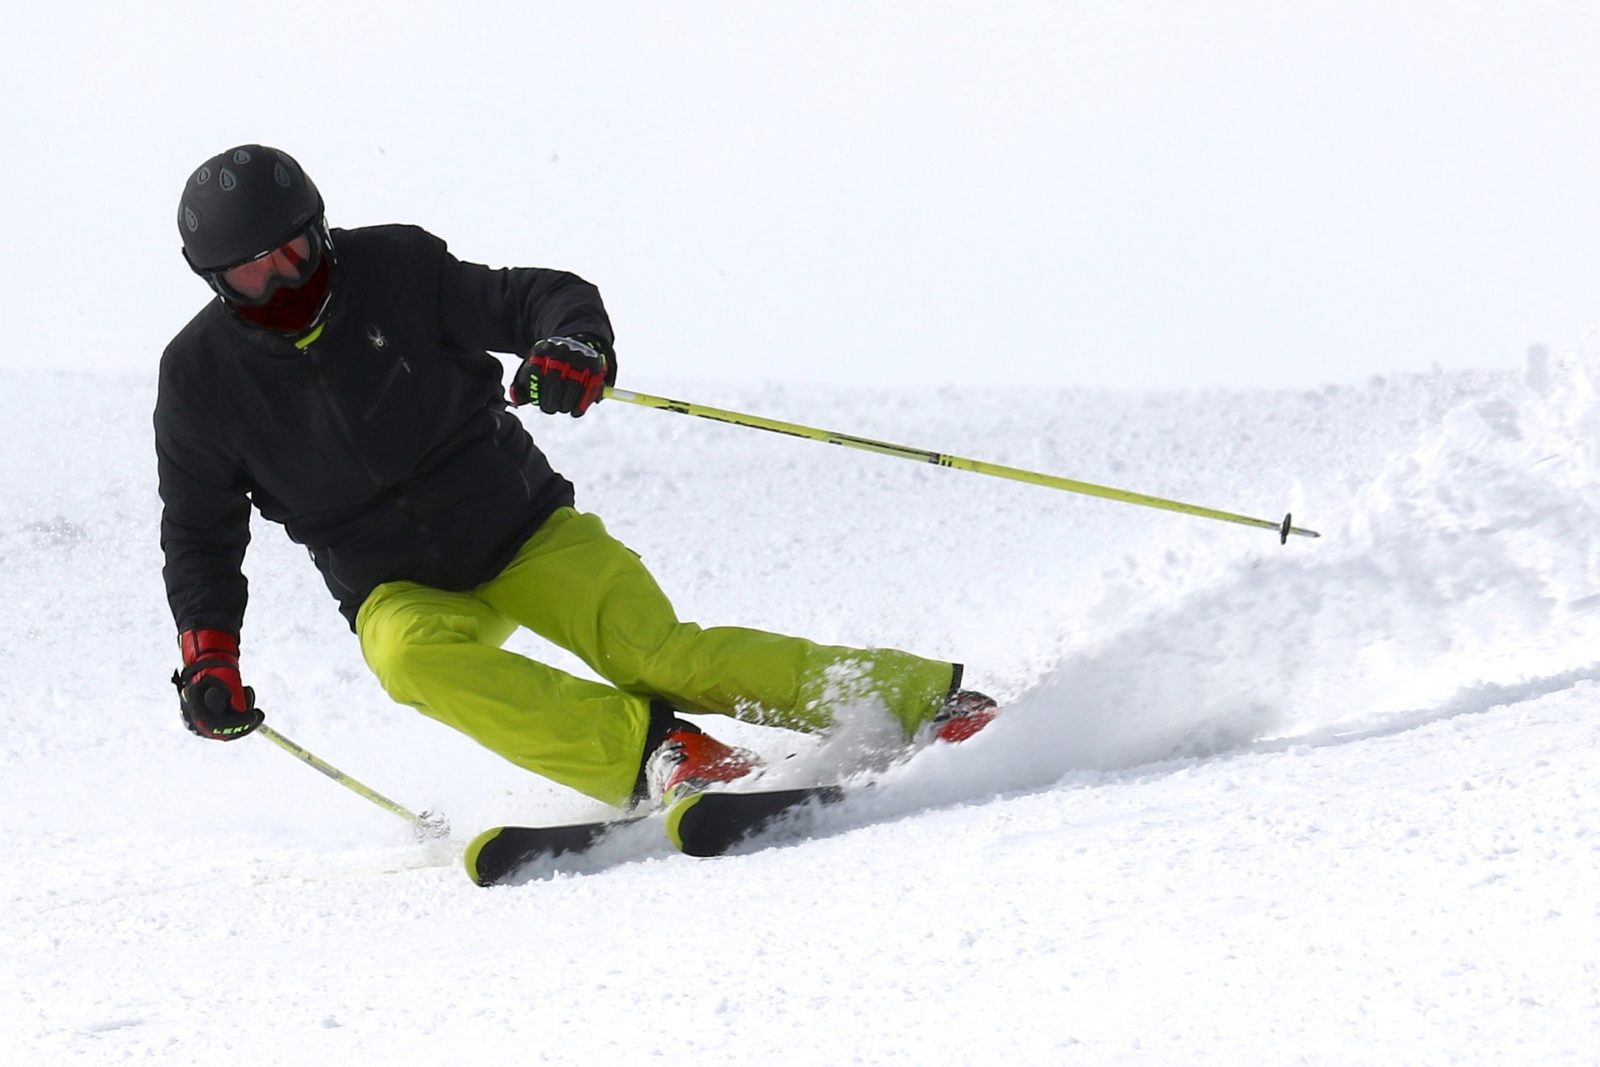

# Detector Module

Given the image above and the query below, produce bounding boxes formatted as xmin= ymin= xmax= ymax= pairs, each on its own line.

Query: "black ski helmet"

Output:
xmin=178 ymin=144 xmax=323 ymax=272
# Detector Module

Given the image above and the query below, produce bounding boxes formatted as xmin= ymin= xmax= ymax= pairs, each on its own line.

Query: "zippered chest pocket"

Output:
xmin=361 ymin=349 xmax=417 ymax=422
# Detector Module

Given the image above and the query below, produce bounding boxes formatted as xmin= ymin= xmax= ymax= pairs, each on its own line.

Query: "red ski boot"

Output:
xmin=645 ymin=722 xmax=761 ymax=805
xmin=927 ymin=689 xmax=999 ymax=744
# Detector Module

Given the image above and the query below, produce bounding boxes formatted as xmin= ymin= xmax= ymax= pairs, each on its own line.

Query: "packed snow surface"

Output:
xmin=3 ymin=349 xmax=1599 ymax=1063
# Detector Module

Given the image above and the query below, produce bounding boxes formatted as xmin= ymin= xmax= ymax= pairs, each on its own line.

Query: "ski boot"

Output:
xmin=926 ymin=689 xmax=1000 ymax=744
xmin=641 ymin=713 xmax=761 ymax=806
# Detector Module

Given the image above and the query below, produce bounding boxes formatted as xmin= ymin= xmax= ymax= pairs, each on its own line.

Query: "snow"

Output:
xmin=6 ymin=3 xmax=1600 ymax=1061
xmin=5 ymin=346 xmax=1600 ymax=1063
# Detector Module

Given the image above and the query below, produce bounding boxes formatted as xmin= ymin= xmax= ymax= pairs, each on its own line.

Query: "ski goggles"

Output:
xmin=212 ymin=226 xmax=323 ymax=306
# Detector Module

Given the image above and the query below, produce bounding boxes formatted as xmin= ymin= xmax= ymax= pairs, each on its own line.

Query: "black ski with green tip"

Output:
xmin=465 ymin=815 xmax=649 ymax=886
xmin=465 ymin=785 xmax=847 ymax=884
xmin=666 ymin=785 xmax=846 ymax=857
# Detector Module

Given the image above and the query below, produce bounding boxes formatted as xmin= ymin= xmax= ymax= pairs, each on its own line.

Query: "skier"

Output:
xmin=158 ymin=144 xmax=996 ymax=811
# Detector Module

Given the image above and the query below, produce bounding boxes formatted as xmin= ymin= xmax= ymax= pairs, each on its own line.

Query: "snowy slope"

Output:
xmin=3 ymin=348 xmax=1599 ymax=1064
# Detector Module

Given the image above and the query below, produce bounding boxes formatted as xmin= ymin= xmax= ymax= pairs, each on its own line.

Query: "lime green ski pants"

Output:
xmin=355 ymin=508 xmax=957 ymax=806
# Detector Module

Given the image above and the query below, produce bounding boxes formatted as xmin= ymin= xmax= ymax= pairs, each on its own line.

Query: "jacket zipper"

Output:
xmin=361 ymin=358 xmax=408 ymax=422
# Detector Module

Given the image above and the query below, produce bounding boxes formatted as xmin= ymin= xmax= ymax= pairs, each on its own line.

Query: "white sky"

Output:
xmin=5 ymin=1 xmax=1599 ymax=390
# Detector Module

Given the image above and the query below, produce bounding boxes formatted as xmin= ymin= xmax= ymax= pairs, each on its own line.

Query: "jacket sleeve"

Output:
xmin=434 ymin=243 xmax=618 ymax=382
xmin=154 ymin=353 xmax=252 ymax=635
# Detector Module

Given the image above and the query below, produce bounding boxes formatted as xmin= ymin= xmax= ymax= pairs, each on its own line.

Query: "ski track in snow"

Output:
xmin=3 ymin=350 xmax=1599 ymax=1063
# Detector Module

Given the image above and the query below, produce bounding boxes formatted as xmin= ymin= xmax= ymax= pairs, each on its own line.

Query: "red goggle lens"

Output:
xmin=215 ymin=231 xmax=319 ymax=304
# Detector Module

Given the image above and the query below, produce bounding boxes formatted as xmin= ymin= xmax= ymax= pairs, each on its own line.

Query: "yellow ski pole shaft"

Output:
xmin=256 ymin=724 xmax=449 ymax=838
xmin=603 ymin=387 xmax=1319 ymax=543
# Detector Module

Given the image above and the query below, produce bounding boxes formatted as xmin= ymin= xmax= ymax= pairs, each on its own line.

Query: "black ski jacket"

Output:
xmin=155 ymin=224 xmax=614 ymax=633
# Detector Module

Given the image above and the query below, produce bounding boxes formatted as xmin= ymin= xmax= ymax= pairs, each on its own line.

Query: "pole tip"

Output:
xmin=415 ymin=810 xmax=452 ymax=840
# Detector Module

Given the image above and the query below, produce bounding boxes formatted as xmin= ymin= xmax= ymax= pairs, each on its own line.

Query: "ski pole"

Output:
xmin=603 ymin=387 xmax=1320 ymax=542
xmin=256 ymin=724 xmax=450 ymax=839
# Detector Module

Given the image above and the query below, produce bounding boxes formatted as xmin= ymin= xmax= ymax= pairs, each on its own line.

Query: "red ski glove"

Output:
xmin=510 ymin=335 xmax=612 ymax=416
xmin=173 ymin=628 xmax=264 ymax=741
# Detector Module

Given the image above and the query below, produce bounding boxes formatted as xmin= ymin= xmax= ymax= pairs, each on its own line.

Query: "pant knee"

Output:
xmin=594 ymin=619 xmax=697 ymax=693
xmin=361 ymin=608 xmax=506 ymax=702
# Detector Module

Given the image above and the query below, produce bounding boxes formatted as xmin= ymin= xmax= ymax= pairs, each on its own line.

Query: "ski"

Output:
xmin=465 ymin=689 xmax=1000 ymax=883
xmin=665 ymin=784 xmax=846 ymax=857
xmin=464 ymin=785 xmax=847 ymax=884
xmin=464 ymin=815 xmax=648 ymax=887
